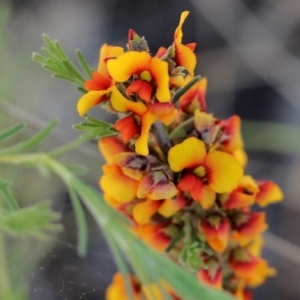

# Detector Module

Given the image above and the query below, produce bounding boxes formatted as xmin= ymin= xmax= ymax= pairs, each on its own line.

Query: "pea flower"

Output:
xmin=168 ymin=137 xmax=243 ymax=208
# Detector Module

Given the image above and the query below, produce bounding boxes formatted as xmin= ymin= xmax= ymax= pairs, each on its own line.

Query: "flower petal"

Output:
xmin=174 ymin=11 xmax=189 ymax=43
xmin=200 ymin=214 xmax=230 ymax=253
xmin=97 ymin=44 xmax=124 ymax=76
xmin=174 ymin=42 xmax=196 ymax=75
xmin=177 ymin=173 xmax=203 ymax=201
xmin=149 ymin=57 xmax=171 ymax=102
xmin=107 ymin=51 xmax=152 ymax=82
xmin=204 ymin=151 xmax=243 ymax=193
xmin=110 ymin=86 xmax=147 ymax=116
xmin=100 ymin=163 xmax=139 ymax=202
xmin=231 ymin=212 xmax=268 ymax=246
xmin=255 ymin=180 xmax=283 ymax=207
xmin=168 ymin=137 xmax=206 ymax=172
xmin=85 ymin=71 xmax=112 ymax=91
xmin=77 ymin=89 xmax=112 ymax=116
xmin=158 ymin=193 xmax=188 ymax=218
xmin=114 ymin=115 xmax=140 ymax=143
xmin=132 ymin=199 xmax=162 ymax=225
xmin=135 ymin=111 xmax=157 ymax=156
xmin=98 ymin=137 xmax=128 ymax=163
xmin=137 ymin=171 xmax=178 ymax=200
xmin=126 ymin=79 xmax=152 ymax=103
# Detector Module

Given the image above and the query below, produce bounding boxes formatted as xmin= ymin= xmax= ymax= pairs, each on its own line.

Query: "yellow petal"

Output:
xmin=107 ymin=51 xmax=152 ymax=82
xmin=100 ymin=164 xmax=139 ymax=203
xmin=132 ymin=199 xmax=161 ymax=225
xmin=200 ymin=186 xmax=216 ymax=209
xmin=135 ymin=111 xmax=157 ymax=156
xmin=77 ymin=89 xmax=111 ymax=116
xmin=174 ymin=11 xmax=189 ymax=43
xmin=174 ymin=42 xmax=196 ymax=75
xmin=98 ymin=137 xmax=127 ymax=163
xmin=205 ymin=151 xmax=243 ymax=193
xmin=168 ymin=137 xmax=206 ymax=172
xmin=149 ymin=57 xmax=171 ymax=102
xmin=97 ymin=44 xmax=124 ymax=75
xmin=158 ymin=195 xmax=186 ymax=218
xmin=110 ymin=86 xmax=147 ymax=116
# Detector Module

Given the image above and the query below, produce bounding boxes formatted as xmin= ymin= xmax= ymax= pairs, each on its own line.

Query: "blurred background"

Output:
xmin=1 ymin=0 xmax=300 ymax=299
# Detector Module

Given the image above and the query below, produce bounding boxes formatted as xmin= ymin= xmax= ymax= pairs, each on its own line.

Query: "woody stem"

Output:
xmin=152 ymin=121 xmax=171 ymax=157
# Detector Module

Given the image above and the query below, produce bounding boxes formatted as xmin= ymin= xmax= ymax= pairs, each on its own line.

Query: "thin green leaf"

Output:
xmin=76 ymin=49 xmax=93 ymax=78
xmin=173 ymin=75 xmax=201 ymax=103
xmin=0 ymin=120 xmax=58 ymax=155
xmin=67 ymin=185 xmax=88 ymax=256
xmin=77 ymin=86 xmax=88 ymax=93
xmin=0 ymin=201 xmax=62 ymax=239
xmin=104 ymin=229 xmax=134 ymax=300
xmin=0 ymin=179 xmax=19 ymax=211
xmin=0 ymin=123 xmax=26 ymax=143
xmin=64 ymin=164 xmax=88 ymax=175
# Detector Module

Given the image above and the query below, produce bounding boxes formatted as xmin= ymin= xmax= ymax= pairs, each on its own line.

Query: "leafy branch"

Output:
xmin=32 ymin=34 xmax=93 ymax=92
xmin=0 ymin=201 xmax=62 ymax=239
xmin=73 ymin=114 xmax=119 ymax=139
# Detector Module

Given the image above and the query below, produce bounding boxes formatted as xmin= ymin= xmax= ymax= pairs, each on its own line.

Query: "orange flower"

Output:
xmin=135 ymin=223 xmax=173 ymax=252
xmin=77 ymin=44 xmax=124 ymax=115
xmin=173 ymin=11 xmax=197 ymax=75
xmin=229 ymin=247 xmax=276 ymax=286
xmin=219 ymin=115 xmax=247 ymax=167
xmin=198 ymin=257 xmax=223 ymax=290
xmin=168 ymin=137 xmax=243 ymax=208
xmin=231 ymin=212 xmax=268 ymax=246
xmin=110 ymin=86 xmax=177 ymax=155
xmin=106 ymin=272 xmax=142 ymax=300
xmin=179 ymin=76 xmax=207 ymax=114
xmin=219 ymin=176 xmax=259 ymax=210
xmin=255 ymin=180 xmax=283 ymax=207
xmin=107 ymin=51 xmax=171 ymax=102
xmin=200 ymin=214 xmax=230 ymax=252
xmin=100 ymin=152 xmax=147 ymax=202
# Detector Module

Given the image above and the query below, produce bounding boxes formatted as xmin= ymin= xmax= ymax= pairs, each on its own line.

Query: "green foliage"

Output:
xmin=0 ymin=201 xmax=62 ymax=239
xmin=0 ymin=178 xmax=19 ymax=211
xmin=0 ymin=120 xmax=58 ymax=155
xmin=0 ymin=123 xmax=26 ymax=143
xmin=73 ymin=114 xmax=119 ymax=139
xmin=32 ymin=34 xmax=93 ymax=92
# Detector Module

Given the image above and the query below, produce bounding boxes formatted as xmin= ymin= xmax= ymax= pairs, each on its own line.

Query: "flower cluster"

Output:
xmin=77 ymin=11 xmax=283 ymax=300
